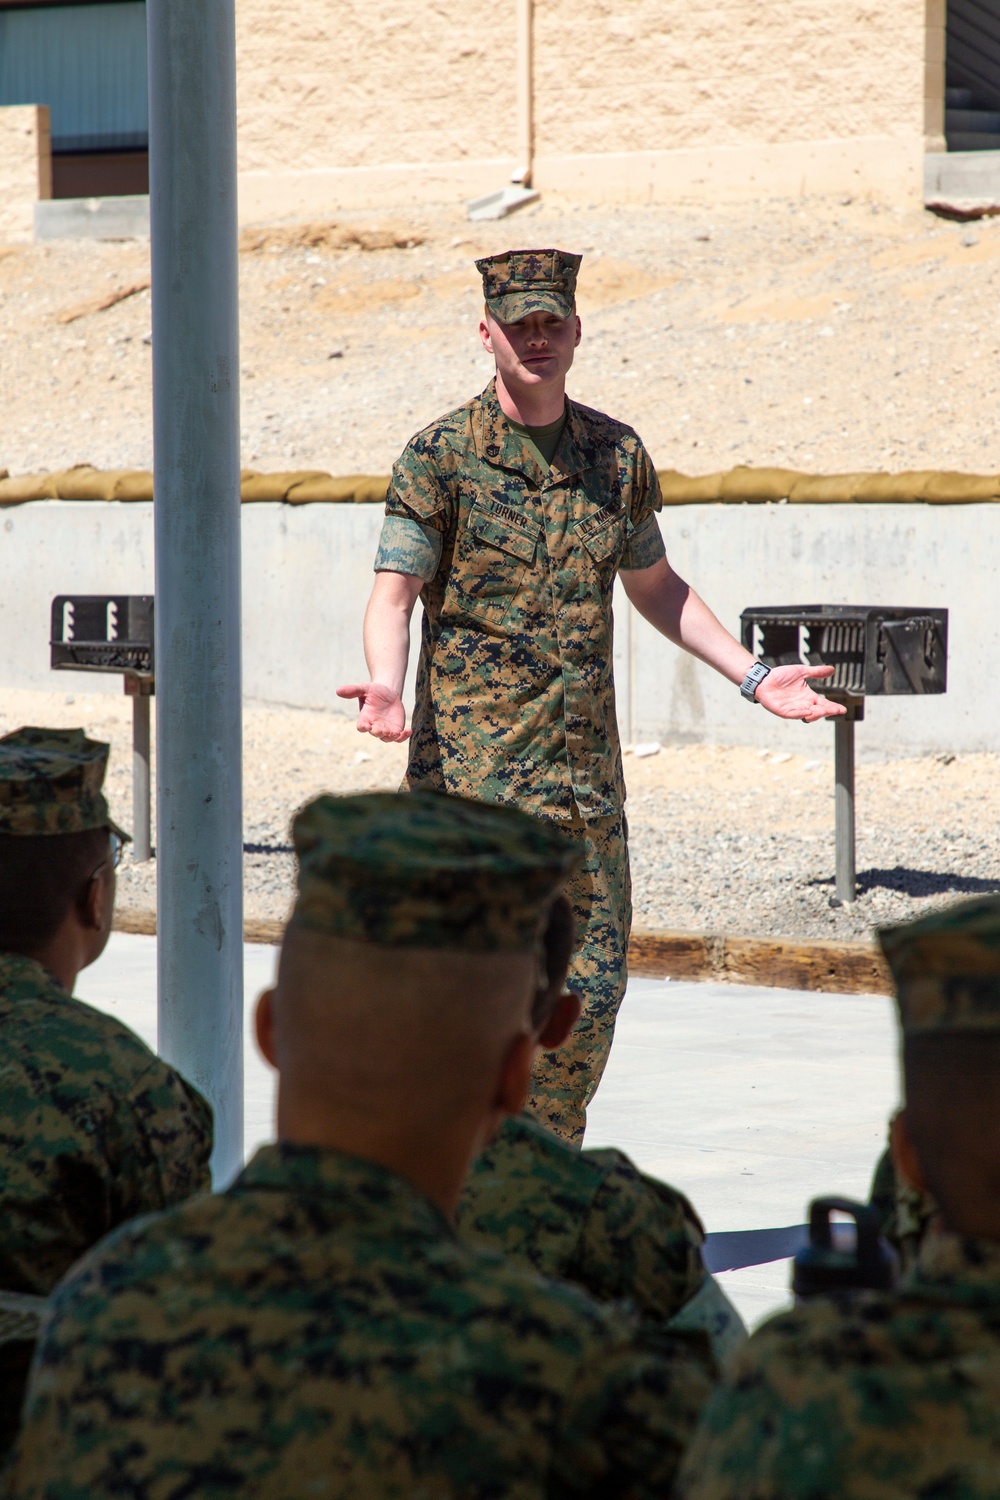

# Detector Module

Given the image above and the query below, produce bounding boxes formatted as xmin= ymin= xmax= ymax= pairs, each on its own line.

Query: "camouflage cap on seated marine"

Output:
xmin=0 ymin=726 xmax=129 ymax=839
xmin=879 ymin=894 xmax=1000 ymax=1034
xmin=476 ymin=248 xmax=582 ymax=323
xmin=291 ymin=790 xmax=581 ymax=951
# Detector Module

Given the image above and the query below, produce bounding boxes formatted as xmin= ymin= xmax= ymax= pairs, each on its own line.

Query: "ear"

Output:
xmin=537 ymin=991 xmax=582 ymax=1051
xmin=80 ymin=856 xmax=113 ymax=934
xmin=479 ymin=313 xmax=494 ymax=354
xmin=254 ymin=988 xmax=278 ymax=1069
xmin=890 ymin=1108 xmax=929 ymax=1195
xmin=573 ymin=313 xmax=582 ymax=347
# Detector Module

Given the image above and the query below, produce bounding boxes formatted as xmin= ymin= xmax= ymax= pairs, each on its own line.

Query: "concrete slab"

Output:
xmin=585 ymin=976 xmax=898 ymax=1324
xmin=35 ymin=194 xmax=150 ymax=241
xmin=75 ymin=937 xmax=899 ymax=1328
xmin=925 ymin=149 xmax=1000 ymax=209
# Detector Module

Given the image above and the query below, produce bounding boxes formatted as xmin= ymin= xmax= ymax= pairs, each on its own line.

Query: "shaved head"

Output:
xmin=270 ymin=926 xmax=538 ymax=1130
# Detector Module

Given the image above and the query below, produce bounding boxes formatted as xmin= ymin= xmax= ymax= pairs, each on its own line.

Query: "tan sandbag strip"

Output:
xmin=284 ymin=474 xmax=387 ymax=503
xmin=2 ymin=465 xmax=999 ymax=507
xmin=112 ymin=907 xmax=891 ymax=995
xmin=240 ymin=470 xmax=332 ymax=503
xmin=658 ymin=467 xmax=1000 ymax=504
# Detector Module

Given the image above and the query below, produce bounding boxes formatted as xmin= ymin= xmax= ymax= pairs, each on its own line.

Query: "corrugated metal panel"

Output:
xmin=0 ymin=1 xmax=146 ymax=151
xmin=948 ymin=0 xmax=1000 ymax=111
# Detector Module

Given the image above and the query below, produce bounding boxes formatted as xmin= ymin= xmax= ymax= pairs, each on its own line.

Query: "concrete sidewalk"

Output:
xmin=76 ymin=935 xmax=898 ymax=1328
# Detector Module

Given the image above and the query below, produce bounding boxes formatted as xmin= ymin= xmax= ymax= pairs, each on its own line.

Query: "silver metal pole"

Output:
xmin=148 ymin=0 xmax=244 ymax=1182
xmin=130 ymin=686 xmax=151 ymax=862
xmin=513 ymin=0 xmax=534 ymax=186
xmin=834 ymin=713 xmax=856 ymax=904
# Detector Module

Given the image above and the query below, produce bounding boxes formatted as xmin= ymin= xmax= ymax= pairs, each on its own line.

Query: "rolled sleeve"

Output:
xmin=619 ymin=512 xmax=666 ymax=571
xmin=374 ymin=515 xmax=443 ymax=581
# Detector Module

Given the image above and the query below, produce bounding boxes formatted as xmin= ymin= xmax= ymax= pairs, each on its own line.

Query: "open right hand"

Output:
xmin=336 ymin=681 xmax=410 ymax=743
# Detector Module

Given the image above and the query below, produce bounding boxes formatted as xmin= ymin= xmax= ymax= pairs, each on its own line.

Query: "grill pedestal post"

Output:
xmin=125 ymin=676 xmax=153 ymax=863
xmin=832 ymin=695 xmax=864 ymax=904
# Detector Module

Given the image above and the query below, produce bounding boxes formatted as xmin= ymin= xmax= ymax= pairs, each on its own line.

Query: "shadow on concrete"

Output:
xmin=703 ymin=1225 xmax=808 ymax=1273
xmin=810 ymin=866 xmax=1000 ymax=899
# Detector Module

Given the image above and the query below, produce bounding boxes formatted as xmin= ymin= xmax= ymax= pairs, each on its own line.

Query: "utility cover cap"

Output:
xmin=477 ymin=247 xmax=581 ymax=323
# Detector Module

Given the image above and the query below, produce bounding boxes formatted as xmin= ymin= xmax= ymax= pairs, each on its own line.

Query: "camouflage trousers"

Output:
xmin=528 ymin=808 xmax=630 ymax=1147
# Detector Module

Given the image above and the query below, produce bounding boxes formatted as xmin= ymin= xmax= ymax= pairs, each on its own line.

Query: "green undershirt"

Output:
xmin=507 ymin=409 xmax=568 ymax=470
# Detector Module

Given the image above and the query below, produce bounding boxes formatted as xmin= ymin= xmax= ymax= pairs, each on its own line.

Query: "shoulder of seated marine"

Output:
xmin=0 ymin=951 xmax=175 ymax=1089
xmin=462 ymin=1111 xmax=617 ymax=1216
xmin=459 ymin=1113 xmax=704 ymax=1263
xmin=724 ymin=1254 xmax=1000 ymax=1389
xmin=37 ymin=1143 xmax=692 ymax=1372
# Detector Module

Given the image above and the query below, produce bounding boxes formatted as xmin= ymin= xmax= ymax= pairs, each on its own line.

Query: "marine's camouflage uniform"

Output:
xmin=8 ymin=1142 xmax=715 ymax=1499
xmin=675 ymin=1230 xmax=1000 ymax=1500
xmin=376 ymin=379 xmax=665 ymax=1141
xmin=458 ymin=1112 xmax=747 ymax=1363
xmin=0 ymin=953 xmax=213 ymax=1457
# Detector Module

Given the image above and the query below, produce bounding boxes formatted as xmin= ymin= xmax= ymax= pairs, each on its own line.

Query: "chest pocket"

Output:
xmin=576 ymin=502 xmax=627 ymax=574
xmin=450 ymin=496 xmax=541 ymax=628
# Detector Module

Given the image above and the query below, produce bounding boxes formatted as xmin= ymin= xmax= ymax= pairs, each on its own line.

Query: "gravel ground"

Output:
xmin=4 ymin=688 xmax=997 ymax=945
xmin=2 ymin=193 xmax=1000 ymax=478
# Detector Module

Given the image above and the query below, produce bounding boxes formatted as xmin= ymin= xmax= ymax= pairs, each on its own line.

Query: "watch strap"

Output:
xmin=740 ymin=662 xmax=771 ymax=702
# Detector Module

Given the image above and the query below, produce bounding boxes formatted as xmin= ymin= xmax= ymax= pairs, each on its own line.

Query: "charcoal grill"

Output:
xmin=740 ymin=605 xmax=948 ymax=903
xmin=50 ymin=596 xmax=154 ymax=862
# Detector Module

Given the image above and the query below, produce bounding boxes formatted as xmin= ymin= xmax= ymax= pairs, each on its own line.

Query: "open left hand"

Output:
xmin=753 ymin=664 xmax=846 ymax=722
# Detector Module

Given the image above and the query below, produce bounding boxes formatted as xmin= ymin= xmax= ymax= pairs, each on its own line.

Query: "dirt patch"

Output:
xmin=4 ymin=194 xmax=1000 ymax=478
xmin=239 ymin=221 xmax=422 ymax=254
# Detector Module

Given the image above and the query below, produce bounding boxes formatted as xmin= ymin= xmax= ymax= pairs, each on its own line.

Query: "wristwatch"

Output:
xmin=740 ymin=661 xmax=771 ymax=702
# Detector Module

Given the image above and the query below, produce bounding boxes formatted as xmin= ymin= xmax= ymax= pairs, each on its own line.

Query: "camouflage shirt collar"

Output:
xmin=235 ymin=1141 xmax=456 ymax=1239
xmin=474 ymin=380 xmax=593 ymax=488
xmin=908 ymin=1227 xmax=1000 ymax=1306
xmin=0 ymin=951 xmax=70 ymax=1000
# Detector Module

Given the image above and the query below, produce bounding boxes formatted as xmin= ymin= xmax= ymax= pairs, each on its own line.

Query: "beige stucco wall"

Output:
xmin=237 ymin=0 xmax=516 ymax=173
xmin=0 ymin=105 xmax=51 ymax=244
xmin=235 ymin=0 xmax=931 ymax=216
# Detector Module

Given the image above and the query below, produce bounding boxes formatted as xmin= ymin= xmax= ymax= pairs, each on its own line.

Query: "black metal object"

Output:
xmin=50 ymin=595 xmax=154 ymax=679
xmin=740 ymin=605 xmax=947 ymax=699
xmin=740 ymin=605 xmax=949 ymax=903
xmin=793 ymin=1196 xmax=898 ymax=1299
xmin=50 ymin=595 xmax=154 ymax=861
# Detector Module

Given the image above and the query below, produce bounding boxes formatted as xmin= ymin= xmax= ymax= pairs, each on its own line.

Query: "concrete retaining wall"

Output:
xmin=1 ymin=499 xmax=993 ymax=758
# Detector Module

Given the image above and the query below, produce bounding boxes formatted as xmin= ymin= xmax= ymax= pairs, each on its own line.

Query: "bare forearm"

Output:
xmin=621 ymin=559 xmax=753 ymax=684
xmin=362 ymin=573 xmax=421 ymax=697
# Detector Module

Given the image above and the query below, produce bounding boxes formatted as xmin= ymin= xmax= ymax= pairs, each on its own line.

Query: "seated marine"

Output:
xmin=458 ymin=894 xmax=746 ymax=1364
xmin=675 ymin=893 xmax=1000 ymax=1500
xmin=6 ymin=791 xmax=715 ymax=1499
xmin=0 ymin=727 xmax=213 ymax=1460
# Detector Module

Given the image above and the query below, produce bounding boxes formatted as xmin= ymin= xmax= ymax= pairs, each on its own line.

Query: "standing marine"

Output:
xmin=340 ymin=247 xmax=842 ymax=1142
xmin=675 ymin=893 xmax=1000 ymax=1500
xmin=0 ymin=727 xmax=213 ymax=1460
